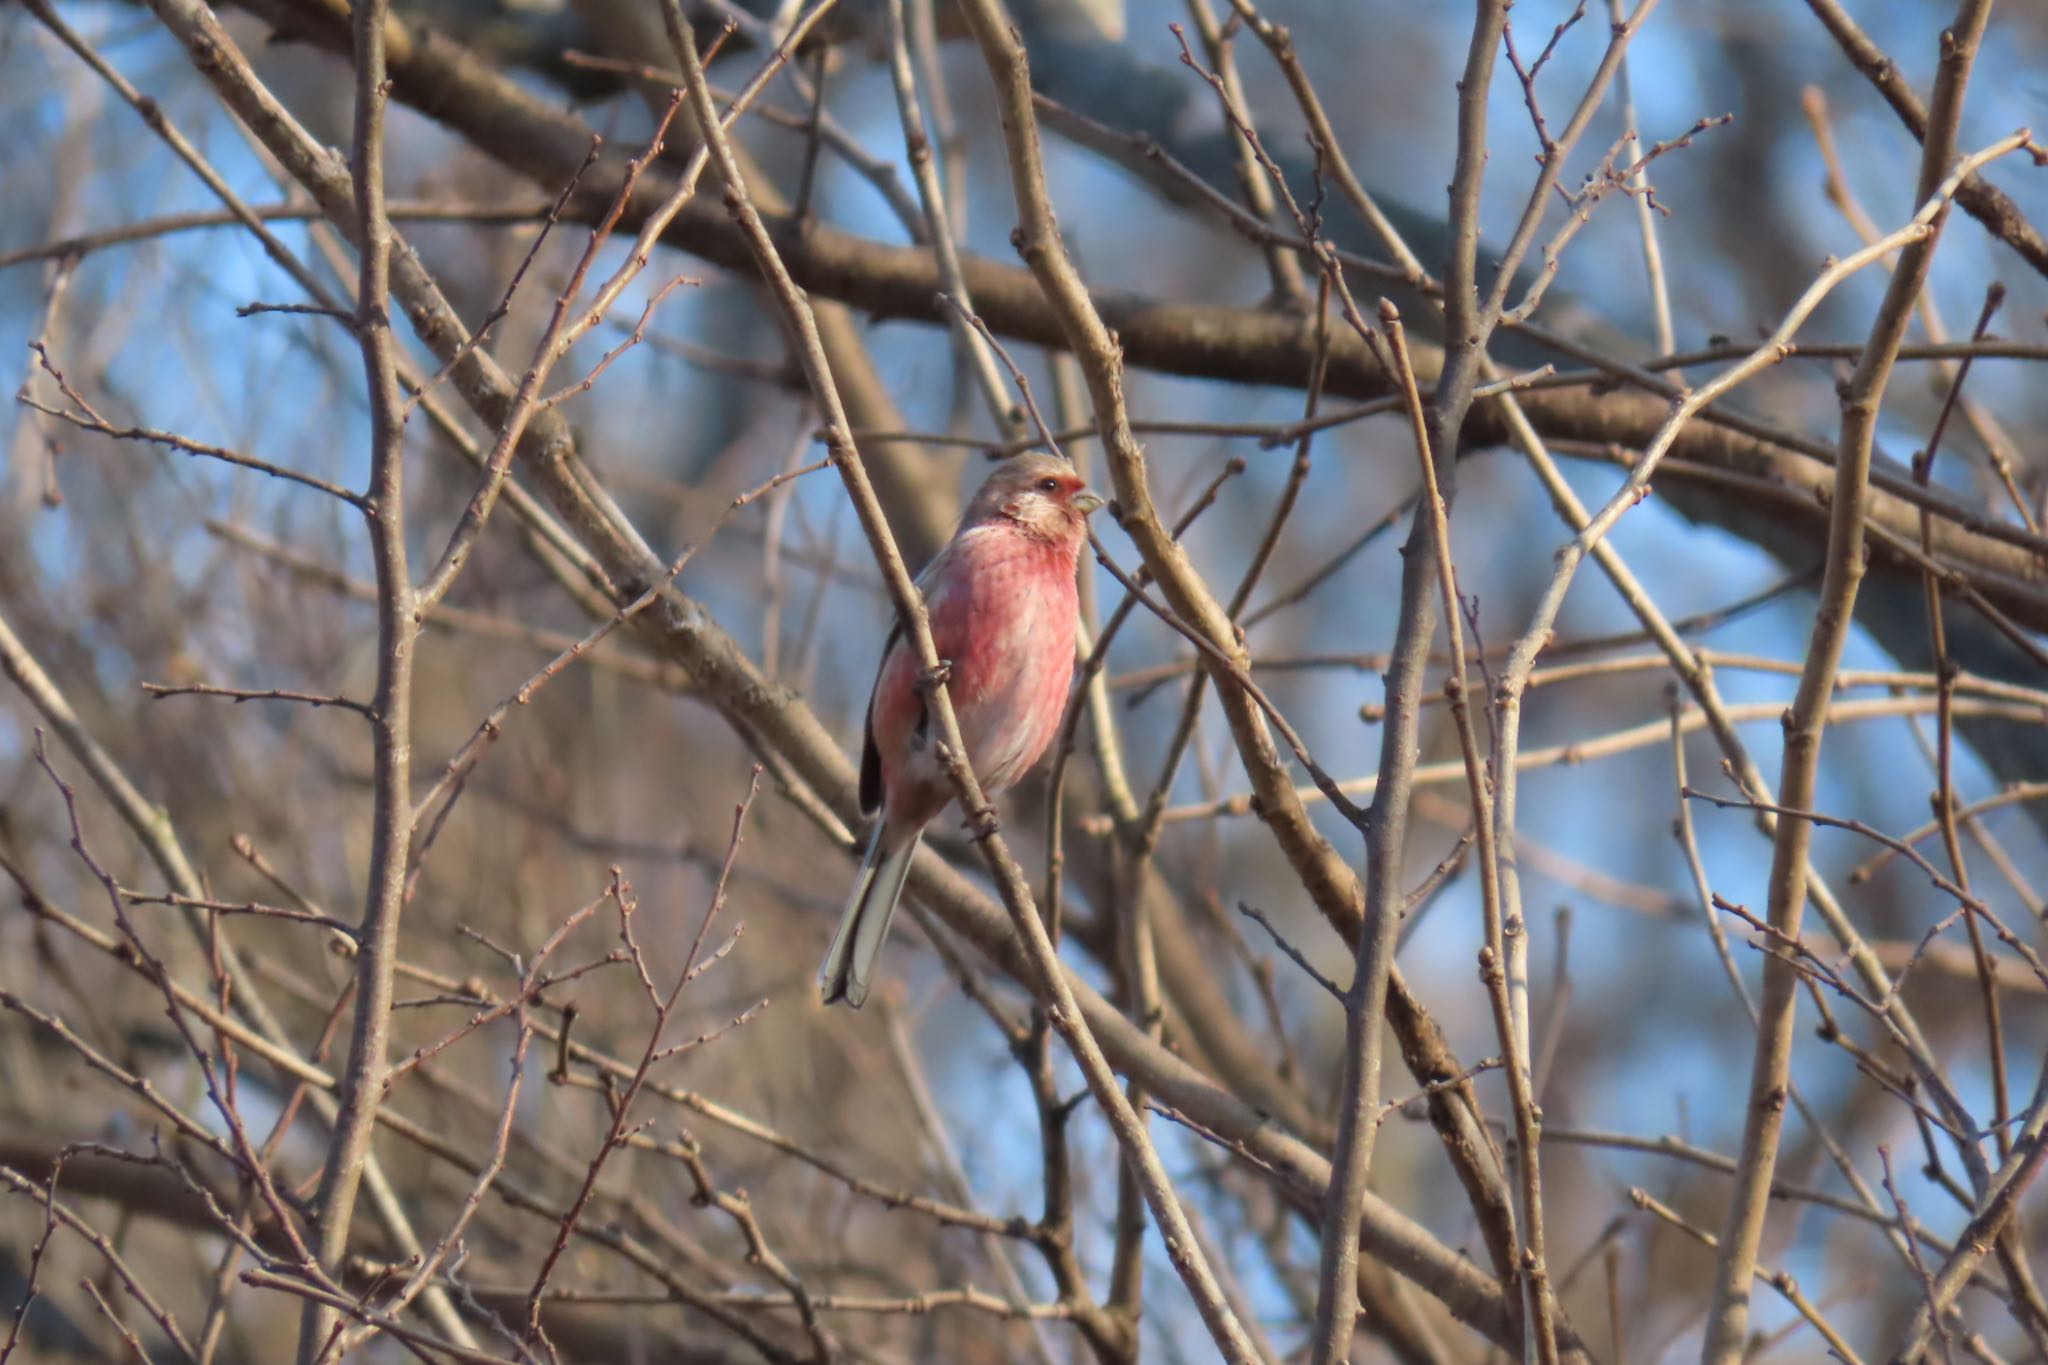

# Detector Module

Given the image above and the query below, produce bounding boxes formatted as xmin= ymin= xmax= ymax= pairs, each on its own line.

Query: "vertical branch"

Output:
xmin=296 ymin=0 xmax=416 ymax=1355
xmin=1604 ymin=0 xmax=1675 ymax=359
xmin=661 ymin=15 xmax=1260 ymax=1361
xmin=1913 ymin=288 xmax=2011 ymax=1161
xmin=878 ymin=1006 xmax=1066 ymax=1365
xmin=1309 ymin=8 xmax=1509 ymax=1364
xmin=1386 ymin=302 xmax=1559 ymax=1365
xmin=1178 ymin=0 xmax=1309 ymax=307
xmin=908 ymin=0 xmax=966 ymax=239
xmin=1700 ymin=5 xmax=1991 ymax=1360
xmin=880 ymin=0 xmax=1025 ymax=443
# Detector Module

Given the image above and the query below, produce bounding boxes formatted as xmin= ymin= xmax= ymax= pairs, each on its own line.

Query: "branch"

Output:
xmin=1313 ymin=5 xmax=1516 ymax=1360
xmin=1701 ymin=6 xmax=1994 ymax=1359
xmin=293 ymin=0 xmax=418 ymax=1352
xmin=663 ymin=11 xmax=1259 ymax=1359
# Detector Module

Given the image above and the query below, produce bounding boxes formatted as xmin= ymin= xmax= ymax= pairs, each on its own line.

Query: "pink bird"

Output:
xmin=820 ymin=453 xmax=1104 ymax=1007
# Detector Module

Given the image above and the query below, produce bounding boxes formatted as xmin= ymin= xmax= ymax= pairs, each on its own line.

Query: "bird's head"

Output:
xmin=966 ymin=453 xmax=1104 ymax=542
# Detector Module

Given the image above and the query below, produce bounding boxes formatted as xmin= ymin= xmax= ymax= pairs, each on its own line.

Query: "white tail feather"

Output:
xmin=819 ymin=828 xmax=922 ymax=1008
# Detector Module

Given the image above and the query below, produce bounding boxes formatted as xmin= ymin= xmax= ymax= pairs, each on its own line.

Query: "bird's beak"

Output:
xmin=1073 ymin=490 xmax=1106 ymax=515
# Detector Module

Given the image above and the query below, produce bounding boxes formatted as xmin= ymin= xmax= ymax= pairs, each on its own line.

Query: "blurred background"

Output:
xmin=2 ymin=0 xmax=2047 ymax=1359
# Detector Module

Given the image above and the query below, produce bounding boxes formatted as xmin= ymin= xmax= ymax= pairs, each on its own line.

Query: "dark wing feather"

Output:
xmin=858 ymin=619 xmax=905 ymax=816
xmin=862 ymin=544 xmax=954 ymax=816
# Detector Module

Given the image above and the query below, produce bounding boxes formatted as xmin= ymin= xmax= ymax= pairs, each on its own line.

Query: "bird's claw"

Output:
xmin=920 ymin=659 xmax=954 ymax=691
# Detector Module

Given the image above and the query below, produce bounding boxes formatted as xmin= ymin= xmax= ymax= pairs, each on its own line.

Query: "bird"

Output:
xmin=820 ymin=453 xmax=1104 ymax=1008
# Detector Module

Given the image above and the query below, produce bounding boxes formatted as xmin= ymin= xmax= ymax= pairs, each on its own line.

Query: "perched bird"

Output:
xmin=820 ymin=453 xmax=1104 ymax=1007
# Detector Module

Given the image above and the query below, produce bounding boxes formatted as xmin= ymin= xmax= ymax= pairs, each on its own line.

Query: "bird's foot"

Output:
xmin=919 ymin=659 xmax=954 ymax=692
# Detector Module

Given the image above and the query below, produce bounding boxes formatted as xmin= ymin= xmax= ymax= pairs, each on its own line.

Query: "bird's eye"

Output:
xmin=1037 ymin=477 xmax=1061 ymax=493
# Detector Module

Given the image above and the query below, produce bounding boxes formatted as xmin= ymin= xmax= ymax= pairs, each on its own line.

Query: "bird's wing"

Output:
xmin=858 ymin=617 xmax=901 ymax=817
xmin=861 ymin=541 xmax=961 ymax=815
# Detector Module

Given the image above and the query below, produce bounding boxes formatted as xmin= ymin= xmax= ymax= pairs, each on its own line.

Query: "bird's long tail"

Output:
xmin=819 ymin=825 xmax=923 ymax=1008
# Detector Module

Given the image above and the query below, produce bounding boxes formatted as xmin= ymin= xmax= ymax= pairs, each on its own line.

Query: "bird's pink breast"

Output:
xmin=871 ymin=524 xmax=1080 ymax=829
